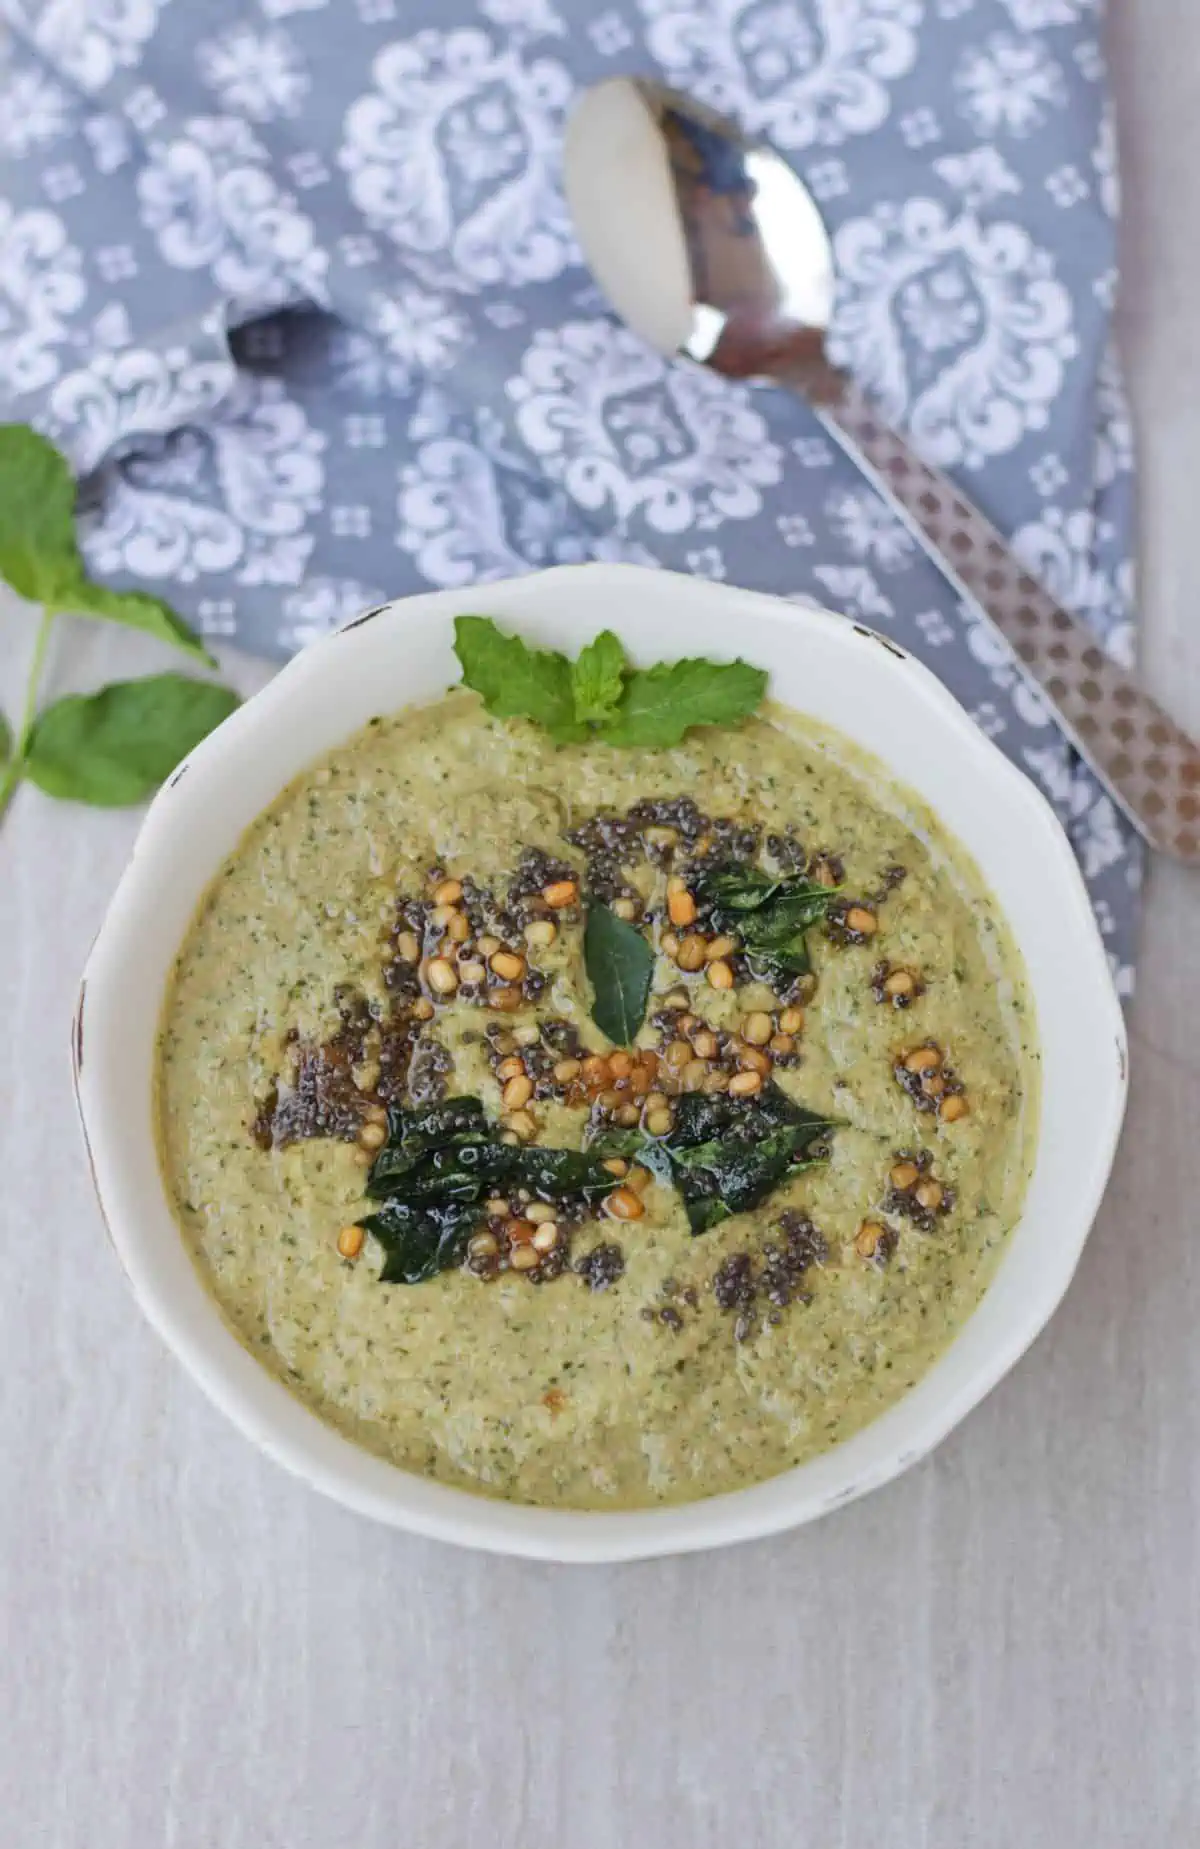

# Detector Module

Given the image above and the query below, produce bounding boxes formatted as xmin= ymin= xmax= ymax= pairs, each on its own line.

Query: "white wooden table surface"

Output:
xmin=3 ymin=10 xmax=1198 ymax=1845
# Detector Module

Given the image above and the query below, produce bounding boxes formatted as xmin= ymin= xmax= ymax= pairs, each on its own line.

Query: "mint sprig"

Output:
xmin=451 ymin=615 xmax=585 ymax=744
xmin=600 ymin=656 xmax=769 ymax=749
xmin=454 ymin=616 xmax=766 ymax=749
xmin=570 ymin=629 xmax=626 ymax=727
xmin=25 ymin=676 xmax=240 ymax=806
xmin=0 ymin=425 xmax=236 ymax=824
xmin=0 ymin=425 xmax=212 ymax=663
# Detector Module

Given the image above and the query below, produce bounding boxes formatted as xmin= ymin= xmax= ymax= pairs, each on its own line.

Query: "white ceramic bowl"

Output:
xmin=74 ymin=564 xmax=1127 ymax=1562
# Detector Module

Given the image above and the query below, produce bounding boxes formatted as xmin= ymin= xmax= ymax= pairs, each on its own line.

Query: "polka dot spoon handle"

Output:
xmin=820 ymin=384 xmax=1200 ymax=864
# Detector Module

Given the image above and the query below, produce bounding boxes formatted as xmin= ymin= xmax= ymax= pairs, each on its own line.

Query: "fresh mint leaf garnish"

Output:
xmin=0 ymin=424 xmax=79 ymax=606
xmin=0 ymin=425 xmax=234 ymax=827
xmin=454 ymin=617 xmax=766 ymax=750
xmin=571 ymin=629 xmax=627 ymax=725
xmin=0 ymin=426 xmax=212 ymax=664
xmin=61 ymin=577 xmax=215 ymax=665
xmin=453 ymin=614 xmax=585 ymax=744
xmin=601 ymin=657 xmax=768 ymax=749
xmin=694 ymin=863 xmax=839 ymax=984
xmin=25 ymin=675 xmax=240 ymax=806
xmin=584 ymin=902 xmax=654 ymax=1046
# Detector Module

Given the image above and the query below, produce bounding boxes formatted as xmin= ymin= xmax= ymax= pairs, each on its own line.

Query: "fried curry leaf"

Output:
xmin=694 ymin=864 xmax=838 ymax=984
xmin=592 ymin=1082 xmax=835 ymax=1235
xmin=360 ymin=1200 xmax=479 ymax=1285
xmin=669 ymin=1085 xmax=819 ymax=1144
xmin=584 ymin=902 xmax=654 ymax=1046
xmin=359 ymin=1097 xmax=631 ymax=1282
xmin=506 ymin=1143 xmax=630 ymax=1200
xmin=365 ymin=1096 xmax=489 ymax=1196
xmin=668 ymin=1124 xmax=829 ymax=1233
xmin=367 ymin=1098 xmax=626 ymax=1206
xmin=359 ymin=1086 xmax=833 ymax=1282
xmin=695 ymin=866 xmax=785 ymax=912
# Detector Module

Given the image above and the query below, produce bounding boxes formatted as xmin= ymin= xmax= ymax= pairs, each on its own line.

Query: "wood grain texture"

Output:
xmin=2 ymin=9 xmax=1199 ymax=1843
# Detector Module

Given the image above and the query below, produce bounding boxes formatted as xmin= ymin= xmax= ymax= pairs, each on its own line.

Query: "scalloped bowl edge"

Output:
xmin=73 ymin=564 xmax=1127 ymax=1562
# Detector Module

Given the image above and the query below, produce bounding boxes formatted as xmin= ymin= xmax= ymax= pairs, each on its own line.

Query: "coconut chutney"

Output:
xmin=156 ymin=691 xmax=1038 ymax=1509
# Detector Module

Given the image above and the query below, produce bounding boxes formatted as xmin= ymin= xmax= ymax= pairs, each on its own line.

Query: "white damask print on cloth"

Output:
xmin=1094 ymin=345 xmax=1133 ymax=489
xmin=1012 ymin=506 xmax=1135 ymax=667
xmin=1093 ymin=105 xmax=1120 ymax=220
xmin=0 ymin=55 xmax=76 ymax=158
xmin=339 ymin=30 xmax=576 ymax=292
xmin=812 ymin=562 xmax=894 ymax=623
xmin=138 ymin=117 xmax=329 ymax=311
xmin=80 ymin=374 xmax=325 ymax=586
xmin=397 ymin=392 xmax=656 ymax=585
xmin=398 ymin=434 xmax=651 ymax=583
xmin=963 ymin=604 xmax=1055 ymax=732
xmin=280 ymin=575 xmax=387 ymax=650
xmin=640 ymin=0 xmax=923 ymax=151
xmin=367 ymin=286 xmax=469 ymax=386
xmin=0 ymin=200 xmax=84 ymax=396
xmin=0 ymin=0 xmax=1142 ymax=989
xmin=12 ymin=0 xmax=169 ymax=94
xmin=954 ymin=33 xmax=1065 ymax=140
xmin=829 ymin=198 xmax=1078 ymax=469
xmin=932 ymin=146 xmax=1021 ymax=210
xmin=479 ymin=0 xmax=567 ymax=36
xmin=824 ymin=484 xmax=916 ymax=571
xmin=43 ymin=332 xmax=237 ymax=473
xmin=998 ymin=0 xmax=1097 ymax=26
xmin=510 ymin=321 xmax=782 ymax=533
xmin=197 ymin=25 xmax=310 ymax=122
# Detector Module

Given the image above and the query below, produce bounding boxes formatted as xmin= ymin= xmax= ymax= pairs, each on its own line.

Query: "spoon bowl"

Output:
xmin=566 ymin=77 xmax=838 ymax=393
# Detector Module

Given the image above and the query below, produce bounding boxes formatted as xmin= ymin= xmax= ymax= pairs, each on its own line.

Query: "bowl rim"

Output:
xmin=74 ymin=563 xmax=1128 ymax=1562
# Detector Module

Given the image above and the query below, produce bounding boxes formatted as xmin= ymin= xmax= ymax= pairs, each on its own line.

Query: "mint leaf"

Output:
xmin=584 ymin=903 xmax=653 ymax=1046
xmin=62 ymin=575 xmax=214 ymax=666
xmin=0 ymin=424 xmax=212 ymax=664
xmin=453 ymin=619 xmax=768 ymax=749
xmin=25 ymin=674 xmax=239 ymax=806
xmin=571 ymin=629 xmax=626 ymax=726
xmin=0 ymin=424 xmax=79 ymax=605
xmin=602 ymin=658 xmax=768 ymax=749
xmin=454 ymin=615 xmax=585 ymax=744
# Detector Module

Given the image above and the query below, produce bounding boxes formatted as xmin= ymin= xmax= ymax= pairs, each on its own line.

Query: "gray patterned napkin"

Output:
xmin=0 ymin=0 xmax=1138 ymax=985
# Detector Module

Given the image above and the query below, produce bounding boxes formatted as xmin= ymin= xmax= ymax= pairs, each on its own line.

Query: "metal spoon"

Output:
xmin=564 ymin=77 xmax=1200 ymax=865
